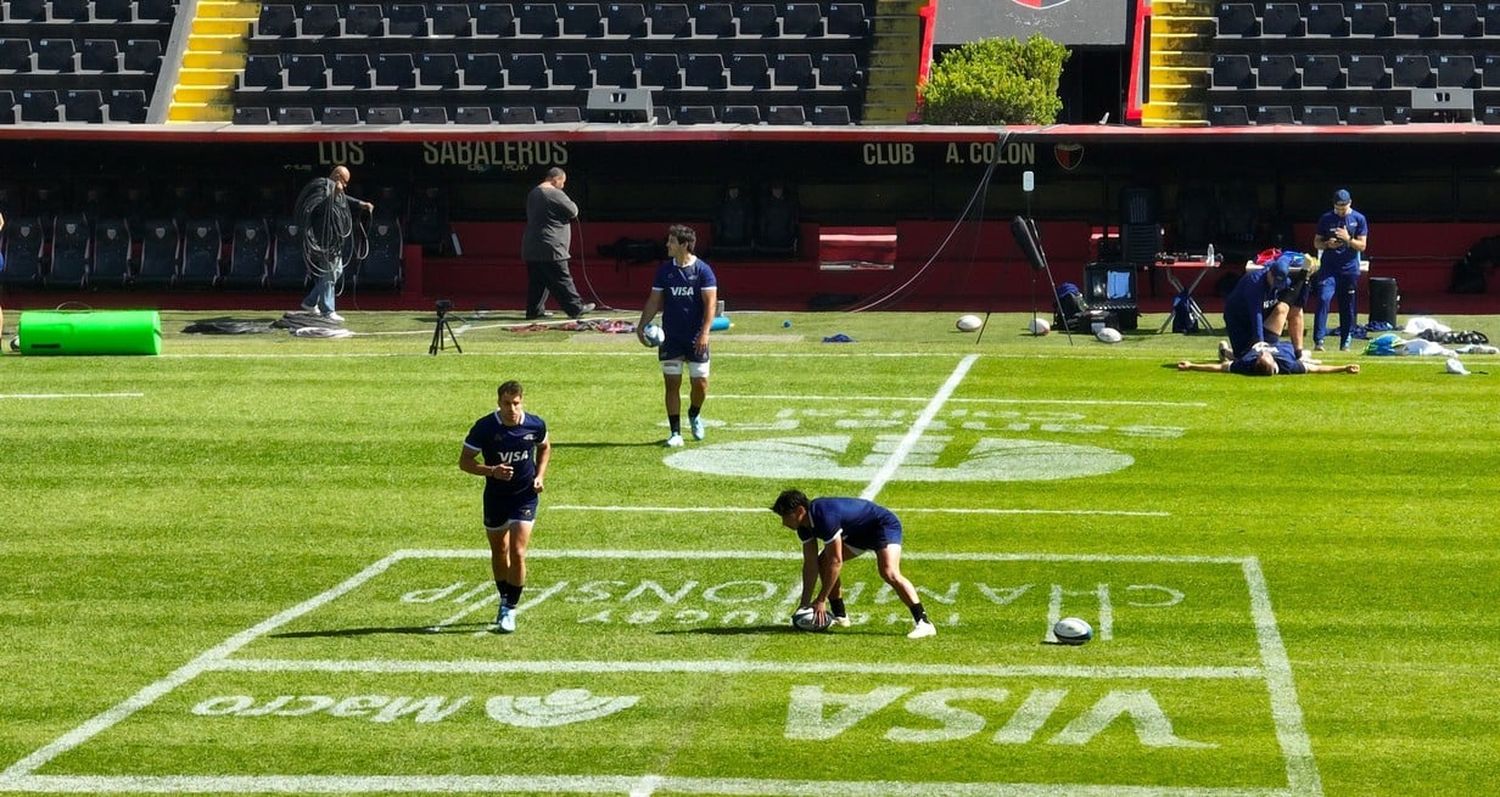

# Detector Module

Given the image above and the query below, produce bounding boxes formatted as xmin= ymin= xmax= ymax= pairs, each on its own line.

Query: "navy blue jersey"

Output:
xmin=652 ymin=257 xmax=717 ymax=344
xmin=799 ymin=498 xmax=902 ymax=551
xmin=1228 ymin=343 xmax=1307 ymax=376
xmin=1317 ymin=209 xmax=1368 ymax=276
xmin=463 ymin=411 xmax=548 ymax=496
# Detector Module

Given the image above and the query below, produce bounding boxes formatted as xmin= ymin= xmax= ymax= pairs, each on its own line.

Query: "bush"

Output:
xmin=922 ymin=35 xmax=1070 ymax=125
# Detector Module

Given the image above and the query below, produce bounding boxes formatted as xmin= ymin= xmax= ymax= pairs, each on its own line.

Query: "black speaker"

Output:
xmin=585 ymin=88 xmax=654 ymax=123
xmin=1369 ymin=276 xmax=1399 ymax=326
xmin=1010 ymin=216 xmax=1047 ymax=272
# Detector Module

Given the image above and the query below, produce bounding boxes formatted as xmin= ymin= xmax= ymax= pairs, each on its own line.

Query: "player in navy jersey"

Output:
xmin=459 ymin=380 xmax=551 ymax=633
xmin=1177 ymin=342 xmax=1359 ymax=376
xmin=770 ymin=489 xmax=937 ymax=639
xmin=636 ymin=225 xmax=718 ymax=447
xmin=1311 ymin=188 xmax=1370 ymax=352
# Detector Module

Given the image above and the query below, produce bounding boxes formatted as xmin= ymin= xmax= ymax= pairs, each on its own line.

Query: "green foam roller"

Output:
xmin=18 ymin=310 xmax=162 ymax=356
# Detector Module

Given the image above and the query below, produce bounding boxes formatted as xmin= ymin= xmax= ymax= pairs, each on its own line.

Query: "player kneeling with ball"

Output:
xmin=771 ymin=489 xmax=937 ymax=639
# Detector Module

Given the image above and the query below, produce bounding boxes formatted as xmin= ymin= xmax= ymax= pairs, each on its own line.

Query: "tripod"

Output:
xmin=429 ymin=303 xmax=462 ymax=355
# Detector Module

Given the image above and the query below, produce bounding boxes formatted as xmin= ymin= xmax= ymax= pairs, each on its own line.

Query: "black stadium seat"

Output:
xmin=256 ymin=4 xmax=296 ymax=37
xmin=123 ymin=39 xmax=163 ymax=72
xmin=729 ymin=54 xmax=770 ymax=89
xmin=504 ymin=52 xmax=549 ymax=87
xmin=35 ymin=39 xmax=76 ymax=73
xmin=1348 ymin=54 xmax=1390 ymax=86
xmin=1485 ymin=3 xmax=1500 ymax=34
xmin=80 ymin=39 xmax=121 ymax=72
xmin=276 ymin=106 xmax=315 ymax=124
xmin=107 ymin=89 xmax=146 ymax=122
xmin=1301 ymin=54 xmax=1344 ymax=87
xmin=1394 ymin=2 xmax=1436 ymax=35
xmin=355 ymin=219 xmax=402 ymax=289
xmin=1437 ymin=54 xmax=1477 ymax=87
xmin=738 ymin=4 xmax=778 ymax=36
xmin=19 ymin=89 xmax=59 ymax=122
xmin=0 ymin=38 xmax=31 ymax=71
xmin=1217 ymin=3 xmax=1257 ymax=36
xmin=374 ymin=53 xmax=416 ymax=89
xmin=549 ymin=52 xmax=593 ymax=88
xmin=322 ymin=106 xmax=359 ymax=124
xmin=5 ymin=0 xmax=46 ymax=22
xmin=418 ymin=53 xmax=460 ymax=88
xmin=812 ymin=104 xmax=851 ymax=124
xmin=684 ymin=53 xmax=725 ymax=88
xmin=1392 ymin=53 xmax=1434 ymax=86
xmin=1261 ymin=3 xmax=1304 ymax=35
xmin=137 ymin=219 xmax=179 ymax=286
xmin=562 ymin=3 xmax=604 ymax=35
xmin=818 ymin=53 xmax=859 ymax=88
xmin=456 ymin=105 xmax=493 ymax=123
xmin=722 ymin=104 xmax=760 ymax=123
xmin=365 ymin=106 xmax=404 ymax=124
xmin=226 ymin=219 xmax=270 ymax=288
xmin=1305 ymin=3 xmax=1347 ymax=35
xmin=92 ymin=0 xmax=133 ymax=21
xmin=0 ymin=216 xmax=43 ymax=285
xmin=242 ymin=54 xmax=284 ymax=89
xmin=0 ymin=90 xmax=11 ymax=123
xmin=774 ymin=53 xmax=814 ymax=88
xmin=51 ymin=0 xmax=90 ymax=21
xmin=676 ymin=104 xmax=716 ymax=124
xmin=1255 ymin=105 xmax=1296 ymax=124
xmin=475 ymin=3 xmax=516 ymax=35
xmin=62 ymin=89 xmax=104 ymax=121
xmin=1257 ymin=54 xmax=1300 ymax=88
xmin=519 ymin=3 xmax=560 ymax=35
xmin=1484 ymin=55 xmax=1500 ymax=87
xmin=1208 ymin=104 xmax=1250 ymax=125
xmin=766 ymin=104 xmax=806 ymax=124
xmin=1485 ymin=106 xmax=1500 ymax=125
xmin=344 ymin=5 xmax=386 ymax=36
xmin=649 ymin=4 xmax=690 ymax=37
xmin=431 ymin=4 xmax=473 ymax=35
xmin=387 ymin=4 xmax=427 ymax=35
xmin=331 ymin=53 xmax=372 ymax=89
xmin=234 ymin=106 xmax=272 ymax=124
xmin=692 ymin=3 xmax=734 ymax=36
xmin=463 ymin=52 xmax=504 ymax=87
xmin=604 ymin=3 xmax=647 ymax=36
xmin=782 ymin=3 xmax=823 ymax=35
xmin=92 ymin=218 xmax=132 ymax=286
xmin=1346 ymin=106 xmax=1386 ymax=124
xmin=1350 ymin=2 xmax=1391 ymax=35
xmin=544 ymin=105 xmax=582 ymax=122
xmin=1438 ymin=2 xmax=1481 ymax=35
xmin=300 ymin=4 xmax=340 ymax=36
xmin=827 ymin=3 xmax=866 ymax=36
xmin=499 ymin=105 xmax=538 ymax=123
xmin=1302 ymin=105 xmax=1342 ymax=124
xmin=286 ymin=53 xmax=328 ymax=88
xmin=593 ymin=52 xmax=637 ymax=87
xmin=640 ymin=52 xmax=681 ymax=88
xmin=1213 ymin=54 xmax=1253 ymax=88
xmin=48 ymin=214 xmax=90 ymax=288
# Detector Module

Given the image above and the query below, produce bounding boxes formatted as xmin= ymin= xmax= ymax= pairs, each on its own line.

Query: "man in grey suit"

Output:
xmin=523 ymin=167 xmax=595 ymax=320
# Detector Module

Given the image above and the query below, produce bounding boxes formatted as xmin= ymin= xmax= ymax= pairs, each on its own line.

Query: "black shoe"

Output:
xmin=568 ymin=302 xmax=596 ymax=319
xmin=524 ymin=311 xmax=556 ymax=320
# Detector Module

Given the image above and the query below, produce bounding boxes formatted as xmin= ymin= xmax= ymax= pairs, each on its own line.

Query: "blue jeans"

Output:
xmin=1311 ymin=272 xmax=1358 ymax=346
xmin=302 ymin=276 xmax=334 ymax=314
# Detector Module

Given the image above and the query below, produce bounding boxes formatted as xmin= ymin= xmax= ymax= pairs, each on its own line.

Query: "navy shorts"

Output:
xmin=659 ymin=338 xmax=709 ymax=364
xmin=484 ymin=489 xmax=539 ymax=531
xmin=844 ymin=518 xmax=904 ymax=557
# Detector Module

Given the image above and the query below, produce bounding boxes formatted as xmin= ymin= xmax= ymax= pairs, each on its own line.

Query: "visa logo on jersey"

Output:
xmin=492 ymin=451 xmax=531 ymax=464
xmin=670 ymin=287 xmax=696 ymax=297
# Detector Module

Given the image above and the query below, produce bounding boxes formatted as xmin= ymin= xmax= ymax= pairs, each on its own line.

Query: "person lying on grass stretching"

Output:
xmin=770 ymin=489 xmax=936 ymax=639
xmin=1177 ymin=341 xmax=1360 ymax=376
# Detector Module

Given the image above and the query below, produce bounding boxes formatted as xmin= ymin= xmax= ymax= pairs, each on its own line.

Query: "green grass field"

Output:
xmin=2 ymin=308 xmax=1498 ymax=796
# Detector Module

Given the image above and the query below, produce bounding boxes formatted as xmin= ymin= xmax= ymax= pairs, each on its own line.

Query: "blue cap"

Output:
xmin=1332 ymin=189 xmax=1352 ymax=205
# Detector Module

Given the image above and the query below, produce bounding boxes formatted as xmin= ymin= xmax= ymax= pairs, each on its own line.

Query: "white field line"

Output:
xmin=0 ymin=774 xmax=1294 ymax=796
xmin=0 ymin=393 xmax=144 ymax=400
xmin=1242 ymin=558 xmax=1324 ymax=797
xmin=399 ymin=549 xmax=1249 ymax=565
xmin=467 ymin=580 xmax=572 ymax=637
xmin=0 ymin=552 xmax=408 ymax=781
xmin=861 ymin=353 xmax=978 ymax=501
xmin=213 ymin=657 xmax=1260 ymax=680
xmin=716 ymin=394 xmax=1209 ymax=408
xmin=549 ymin=504 xmax=1170 ymax=518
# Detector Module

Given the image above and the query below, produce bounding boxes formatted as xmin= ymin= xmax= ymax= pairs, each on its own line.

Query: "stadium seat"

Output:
xmin=499 ymin=105 xmax=539 ymax=123
xmin=692 ymin=2 xmax=734 ymax=36
xmin=593 ymin=52 xmax=638 ymax=87
xmin=122 ymin=39 xmax=162 ymax=73
xmin=19 ymin=89 xmax=59 ymax=122
xmin=365 ymin=106 xmax=404 ymax=124
xmin=676 ymin=104 xmax=716 ymax=123
xmin=649 ymin=3 xmax=691 ymax=37
xmin=519 ymin=3 xmax=561 ymax=35
xmin=1208 ymin=104 xmax=1250 ymax=125
xmin=1485 ymin=2 xmax=1500 ymax=34
xmin=1213 ymin=54 xmax=1253 ymax=88
xmin=1302 ymin=105 xmax=1343 ymax=124
xmin=1392 ymin=54 xmax=1434 ymax=86
xmin=1394 ymin=2 xmax=1437 ymax=35
xmin=504 ymin=52 xmax=550 ymax=87
xmin=46 ymin=214 xmax=90 ymax=288
xmin=286 ymin=53 xmax=328 ymax=89
xmin=684 ymin=53 xmax=726 ymax=88
xmin=781 ymin=3 xmax=822 ymax=35
xmin=1261 ymin=3 xmax=1304 ymax=35
xmin=1484 ymin=105 xmax=1500 ymax=124
xmin=136 ymin=0 xmax=173 ymax=21
xmin=1217 ymin=3 xmax=1257 ymax=35
xmin=269 ymin=218 xmax=307 ymax=289
xmin=35 ymin=39 xmax=76 ymax=73
xmin=322 ymin=106 xmax=359 ymax=124
xmin=387 ymin=4 xmax=427 ymax=35
xmin=640 ymin=52 xmax=682 ymax=88
xmin=430 ymin=4 xmax=473 ymax=35
xmin=1348 ymin=54 xmax=1389 ymax=86
xmin=330 ymin=53 xmax=372 ymax=89
xmin=50 ymin=0 xmax=89 ymax=20
xmin=180 ymin=219 xmax=222 ymax=286
xmin=562 ymin=3 xmax=605 ymax=35
xmin=1301 ymin=54 xmax=1345 ymax=87
xmin=549 ymin=52 xmax=593 ymax=87
xmin=80 ymin=39 xmax=121 ymax=72
xmin=0 ymin=38 xmax=30 ymax=71
xmin=812 ymin=104 xmax=851 ymax=124
xmin=256 ymin=4 xmax=296 ymax=37
xmin=464 ymin=53 xmax=504 ymax=87
xmin=766 ymin=104 xmax=806 ymax=124
xmin=276 ymin=106 xmax=315 ymax=124
xmin=91 ymin=0 xmax=132 ymax=21
xmin=374 ymin=53 xmax=416 ymax=89
xmin=604 ymin=3 xmax=647 ymax=36
xmin=456 ymin=105 xmax=493 ymax=123
xmin=721 ymin=104 xmax=760 ymax=123
xmin=729 ymin=54 xmax=769 ymax=89
xmin=773 ymin=53 xmax=814 ymax=88
xmin=1437 ymin=54 xmax=1477 ymax=87
xmin=1255 ymin=104 xmax=1296 ymax=124
xmin=411 ymin=105 xmax=448 ymax=124
xmin=344 ymin=5 xmax=386 ymax=36
xmin=62 ymin=88 xmax=103 ymax=121
xmin=475 ymin=3 xmax=517 ymax=35
xmin=418 ymin=53 xmax=460 ymax=88
xmin=827 ymin=3 xmax=866 ymax=36
xmin=234 ymin=106 xmax=272 ymax=124
xmin=242 ymin=54 xmax=284 ymax=89
xmin=738 ymin=3 xmax=778 ymax=36
xmin=92 ymin=218 xmax=131 ymax=286
xmin=1346 ymin=105 xmax=1387 ymax=124
xmin=224 ymin=218 xmax=269 ymax=288
xmin=4 ymin=0 xmax=46 ymax=21
xmin=137 ymin=219 xmax=179 ymax=285
xmin=1305 ymin=3 xmax=1347 ymax=34
xmin=1257 ymin=54 xmax=1300 ymax=88
xmin=1437 ymin=2 xmax=1481 ymax=34
xmin=107 ymin=89 xmax=146 ymax=122
xmin=1483 ymin=55 xmax=1500 ymax=87
xmin=355 ymin=219 xmax=402 ymax=289
xmin=818 ymin=53 xmax=860 ymax=88
xmin=300 ymin=4 xmax=339 ymax=36
xmin=543 ymin=104 xmax=582 ymax=122
xmin=1350 ymin=2 xmax=1392 ymax=35
xmin=0 ymin=89 xmax=14 ymax=123
xmin=0 ymin=216 xmax=43 ymax=285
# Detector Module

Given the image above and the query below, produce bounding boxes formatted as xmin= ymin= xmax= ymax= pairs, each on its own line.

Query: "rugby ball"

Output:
xmin=1095 ymin=327 xmax=1123 ymax=344
xmin=792 ymin=606 xmax=833 ymax=632
xmin=1052 ymin=617 xmax=1093 ymax=646
xmin=1029 ymin=317 xmax=1051 ymax=336
xmin=955 ymin=314 xmax=983 ymax=333
xmin=640 ymin=323 xmax=665 ymax=347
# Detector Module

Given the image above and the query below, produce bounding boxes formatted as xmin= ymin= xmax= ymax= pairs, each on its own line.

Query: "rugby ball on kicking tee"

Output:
xmin=1052 ymin=617 xmax=1094 ymax=645
xmin=792 ymin=607 xmax=833 ymax=632
xmin=640 ymin=323 xmax=665 ymax=347
xmin=956 ymin=314 xmax=983 ymax=332
xmin=1029 ymin=317 xmax=1051 ymax=336
xmin=1095 ymin=327 xmax=1123 ymax=344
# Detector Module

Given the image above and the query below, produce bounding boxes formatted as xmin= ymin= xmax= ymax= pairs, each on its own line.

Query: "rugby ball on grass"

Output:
xmin=1096 ymin=327 xmax=1123 ymax=344
xmin=640 ymin=323 xmax=665 ymax=347
xmin=1052 ymin=617 xmax=1094 ymax=645
xmin=1029 ymin=317 xmax=1051 ymax=336
xmin=792 ymin=607 xmax=833 ymax=632
xmin=956 ymin=314 xmax=983 ymax=332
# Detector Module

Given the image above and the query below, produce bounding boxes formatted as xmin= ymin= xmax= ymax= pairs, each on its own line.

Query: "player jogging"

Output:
xmin=770 ymin=489 xmax=937 ymax=639
xmin=459 ymin=380 xmax=551 ymax=633
xmin=636 ymin=224 xmax=717 ymax=448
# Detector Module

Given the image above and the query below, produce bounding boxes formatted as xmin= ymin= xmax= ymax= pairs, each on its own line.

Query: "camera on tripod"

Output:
xmin=435 ymin=299 xmax=454 ymax=317
xmin=429 ymin=299 xmax=461 ymax=355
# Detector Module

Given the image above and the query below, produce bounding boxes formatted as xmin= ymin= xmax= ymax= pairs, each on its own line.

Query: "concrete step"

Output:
xmin=172 ymin=85 xmax=231 ymax=103
xmin=1151 ymin=50 xmax=1210 ymax=69
xmin=197 ymin=0 xmax=260 ymax=16
xmin=168 ymin=102 xmax=233 ymax=122
xmin=192 ymin=17 xmax=252 ymax=34
xmin=183 ymin=51 xmax=244 ymax=69
xmin=178 ymin=66 xmax=238 ymax=87
xmin=187 ymin=33 xmax=248 ymax=52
